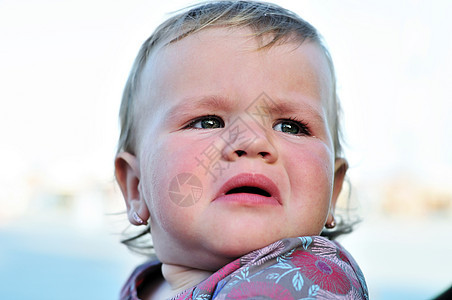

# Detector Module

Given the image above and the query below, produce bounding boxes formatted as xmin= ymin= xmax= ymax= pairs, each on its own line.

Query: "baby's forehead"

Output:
xmin=139 ymin=31 xmax=331 ymax=115
xmin=139 ymin=28 xmax=333 ymax=102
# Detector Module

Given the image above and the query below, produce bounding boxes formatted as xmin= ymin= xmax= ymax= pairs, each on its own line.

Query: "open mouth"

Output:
xmin=216 ymin=173 xmax=281 ymax=205
xmin=225 ymin=186 xmax=271 ymax=197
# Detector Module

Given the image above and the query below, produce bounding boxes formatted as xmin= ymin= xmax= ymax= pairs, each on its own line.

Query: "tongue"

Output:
xmin=226 ymin=186 xmax=271 ymax=197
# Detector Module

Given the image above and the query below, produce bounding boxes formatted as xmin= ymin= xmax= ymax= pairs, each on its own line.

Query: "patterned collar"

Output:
xmin=121 ymin=236 xmax=368 ymax=299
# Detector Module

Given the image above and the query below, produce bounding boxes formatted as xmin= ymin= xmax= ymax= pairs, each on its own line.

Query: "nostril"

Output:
xmin=235 ymin=150 xmax=246 ymax=157
xmin=258 ymin=151 xmax=269 ymax=158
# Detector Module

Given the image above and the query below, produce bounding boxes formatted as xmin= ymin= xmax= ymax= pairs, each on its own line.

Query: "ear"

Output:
xmin=115 ymin=152 xmax=150 ymax=225
xmin=330 ymin=158 xmax=348 ymax=212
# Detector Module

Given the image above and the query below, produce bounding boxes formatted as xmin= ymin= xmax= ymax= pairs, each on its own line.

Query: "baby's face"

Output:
xmin=133 ymin=28 xmax=345 ymax=270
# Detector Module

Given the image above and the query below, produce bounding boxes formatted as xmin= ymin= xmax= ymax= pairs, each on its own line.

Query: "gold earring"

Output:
xmin=325 ymin=216 xmax=336 ymax=229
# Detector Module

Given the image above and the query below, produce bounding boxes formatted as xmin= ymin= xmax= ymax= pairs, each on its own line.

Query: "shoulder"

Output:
xmin=287 ymin=236 xmax=369 ymax=298
xmin=120 ymin=260 xmax=162 ymax=300
xmin=191 ymin=236 xmax=368 ymax=299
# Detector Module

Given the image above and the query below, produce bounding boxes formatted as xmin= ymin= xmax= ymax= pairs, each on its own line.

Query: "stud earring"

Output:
xmin=325 ymin=216 xmax=336 ymax=229
xmin=132 ymin=211 xmax=147 ymax=225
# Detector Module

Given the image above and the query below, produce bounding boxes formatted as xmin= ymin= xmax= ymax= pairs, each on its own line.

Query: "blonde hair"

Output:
xmin=117 ymin=0 xmax=343 ymax=158
xmin=118 ymin=1 xmax=351 ymax=251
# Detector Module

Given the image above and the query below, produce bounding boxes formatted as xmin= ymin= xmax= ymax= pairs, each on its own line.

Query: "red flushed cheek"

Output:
xmin=164 ymin=136 xmax=215 ymax=174
xmin=138 ymin=134 xmax=214 ymax=207
xmin=284 ymin=142 xmax=334 ymax=200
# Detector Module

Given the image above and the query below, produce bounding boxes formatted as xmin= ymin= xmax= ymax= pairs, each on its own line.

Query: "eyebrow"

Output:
xmin=166 ymin=95 xmax=237 ymax=120
xmin=261 ymin=97 xmax=326 ymax=125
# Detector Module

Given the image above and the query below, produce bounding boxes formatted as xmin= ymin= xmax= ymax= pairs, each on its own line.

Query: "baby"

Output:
xmin=115 ymin=1 xmax=368 ymax=299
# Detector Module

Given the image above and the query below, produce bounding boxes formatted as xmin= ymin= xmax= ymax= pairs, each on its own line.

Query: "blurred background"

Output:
xmin=0 ymin=0 xmax=451 ymax=299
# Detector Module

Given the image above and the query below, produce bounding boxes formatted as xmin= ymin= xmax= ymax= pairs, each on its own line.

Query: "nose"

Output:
xmin=221 ymin=118 xmax=278 ymax=164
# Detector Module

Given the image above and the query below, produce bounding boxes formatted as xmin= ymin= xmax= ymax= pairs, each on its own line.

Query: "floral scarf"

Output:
xmin=121 ymin=236 xmax=368 ymax=299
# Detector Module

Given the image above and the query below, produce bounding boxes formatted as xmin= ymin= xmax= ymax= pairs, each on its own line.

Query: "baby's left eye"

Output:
xmin=273 ymin=119 xmax=311 ymax=136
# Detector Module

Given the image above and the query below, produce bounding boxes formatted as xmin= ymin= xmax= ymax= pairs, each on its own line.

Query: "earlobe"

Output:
xmin=325 ymin=158 xmax=348 ymax=229
xmin=115 ymin=152 xmax=150 ymax=225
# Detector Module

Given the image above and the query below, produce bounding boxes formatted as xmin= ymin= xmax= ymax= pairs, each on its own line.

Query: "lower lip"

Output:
xmin=214 ymin=193 xmax=280 ymax=206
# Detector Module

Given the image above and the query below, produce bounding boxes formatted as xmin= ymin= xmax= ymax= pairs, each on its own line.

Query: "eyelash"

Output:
xmin=183 ymin=115 xmax=224 ymax=129
xmin=274 ymin=117 xmax=312 ymax=136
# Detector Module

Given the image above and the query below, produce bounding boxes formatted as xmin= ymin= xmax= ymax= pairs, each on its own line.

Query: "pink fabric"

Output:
xmin=121 ymin=236 xmax=368 ymax=299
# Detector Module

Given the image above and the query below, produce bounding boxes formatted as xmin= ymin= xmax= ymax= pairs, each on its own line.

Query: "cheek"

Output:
xmin=284 ymin=141 xmax=334 ymax=201
xmin=138 ymin=135 xmax=211 ymax=224
xmin=141 ymin=135 xmax=206 ymax=177
xmin=283 ymin=143 xmax=334 ymax=233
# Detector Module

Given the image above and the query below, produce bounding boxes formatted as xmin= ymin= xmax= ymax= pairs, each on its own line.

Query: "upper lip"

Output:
xmin=216 ymin=173 xmax=282 ymax=204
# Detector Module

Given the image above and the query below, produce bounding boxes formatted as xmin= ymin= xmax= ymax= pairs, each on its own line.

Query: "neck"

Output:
xmin=161 ymin=263 xmax=213 ymax=296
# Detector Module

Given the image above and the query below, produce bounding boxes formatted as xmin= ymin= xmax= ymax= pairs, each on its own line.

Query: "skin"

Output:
xmin=115 ymin=28 xmax=348 ymax=298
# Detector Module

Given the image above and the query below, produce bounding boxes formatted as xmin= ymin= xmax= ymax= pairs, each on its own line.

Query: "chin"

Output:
xmin=208 ymin=234 xmax=282 ymax=260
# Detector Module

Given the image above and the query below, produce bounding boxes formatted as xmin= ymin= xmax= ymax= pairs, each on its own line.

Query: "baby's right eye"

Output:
xmin=184 ymin=115 xmax=225 ymax=129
